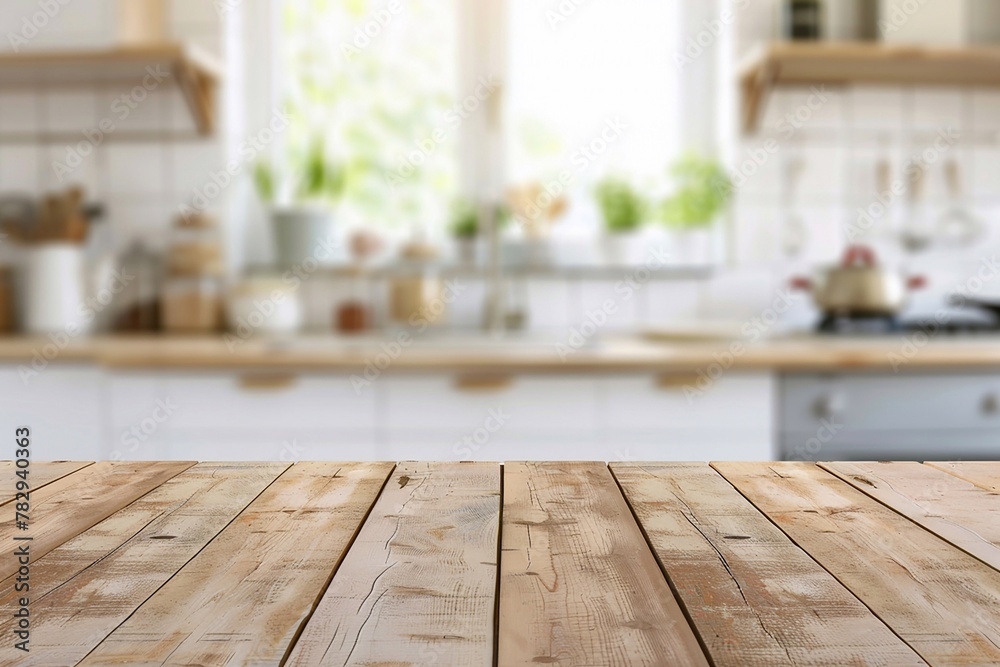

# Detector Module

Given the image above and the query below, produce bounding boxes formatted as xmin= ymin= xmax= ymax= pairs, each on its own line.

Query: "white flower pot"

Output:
xmin=600 ymin=232 xmax=641 ymax=265
xmin=671 ymin=227 xmax=717 ymax=266
xmin=271 ymin=207 xmax=339 ymax=270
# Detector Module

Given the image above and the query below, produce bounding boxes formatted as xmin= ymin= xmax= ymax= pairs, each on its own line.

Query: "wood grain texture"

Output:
xmin=79 ymin=462 xmax=394 ymax=667
xmin=287 ymin=462 xmax=500 ymax=667
xmin=499 ymin=461 xmax=709 ymax=667
xmin=0 ymin=461 xmax=193 ymax=579
xmin=926 ymin=461 xmax=1000 ymax=492
xmin=822 ymin=461 xmax=1000 ymax=573
xmin=715 ymin=462 xmax=1000 ymax=665
xmin=0 ymin=462 xmax=288 ymax=667
xmin=0 ymin=461 xmax=92 ymax=505
xmin=612 ymin=463 xmax=926 ymax=666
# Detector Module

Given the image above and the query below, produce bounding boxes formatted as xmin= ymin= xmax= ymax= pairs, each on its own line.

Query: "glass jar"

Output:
xmin=115 ymin=241 xmax=162 ymax=333
xmin=161 ymin=275 xmax=223 ymax=333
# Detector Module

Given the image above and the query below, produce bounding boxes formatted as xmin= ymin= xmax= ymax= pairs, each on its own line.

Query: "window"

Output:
xmin=277 ymin=0 xmax=683 ymax=235
xmin=280 ymin=0 xmax=458 ymax=232
xmin=505 ymin=0 xmax=681 ymax=187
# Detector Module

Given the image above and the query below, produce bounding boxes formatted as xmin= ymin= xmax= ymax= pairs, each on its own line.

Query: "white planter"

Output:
xmin=671 ymin=228 xmax=717 ymax=267
xmin=271 ymin=207 xmax=339 ymax=270
xmin=600 ymin=232 xmax=641 ymax=266
xmin=454 ymin=237 xmax=486 ymax=265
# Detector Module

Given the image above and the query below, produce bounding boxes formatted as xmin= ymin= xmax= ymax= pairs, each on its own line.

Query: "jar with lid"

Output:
xmin=161 ymin=212 xmax=224 ymax=333
xmin=115 ymin=240 xmax=163 ymax=333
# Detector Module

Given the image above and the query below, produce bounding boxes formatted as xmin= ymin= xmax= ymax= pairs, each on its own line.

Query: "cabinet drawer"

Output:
xmin=602 ymin=373 xmax=774 ymax=432
xmin=782 ymin=373 xmax=1000 ymax=433
xmin=781 ymin=429 xmax=1000 ymax=462
xmin=149 ymin=373 xmax=376 ymax=431
xmin=383 ymin=375 xmax=598 ymax=433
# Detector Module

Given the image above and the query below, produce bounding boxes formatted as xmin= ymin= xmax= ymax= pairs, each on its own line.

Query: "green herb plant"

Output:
xmin=595 ymin=178 xmax=645 ymax=234
xmin=659 ymin=153 xmax=732 ymax=231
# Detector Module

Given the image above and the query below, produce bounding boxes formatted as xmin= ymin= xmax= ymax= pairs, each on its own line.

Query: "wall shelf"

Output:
xmin=248 ymin=263 xmax=716 ymax=282
xmin=740 ymin=42 xmax=1000 ymax=133
xmin=0 ymin=43 xmax=223 ymax=136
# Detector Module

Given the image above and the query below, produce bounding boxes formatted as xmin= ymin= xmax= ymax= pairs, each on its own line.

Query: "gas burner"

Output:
xmin=817 ymin=313 xmax=902 ymax=335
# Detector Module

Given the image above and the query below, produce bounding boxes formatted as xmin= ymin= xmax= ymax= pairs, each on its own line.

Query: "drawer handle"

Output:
xmin=454 ymin=375 xmax=515 ymax=392
xmin=655 ymin=374 xmax=701 ymax=391
xmin=237 ymin=374 xmax=298 ymax=392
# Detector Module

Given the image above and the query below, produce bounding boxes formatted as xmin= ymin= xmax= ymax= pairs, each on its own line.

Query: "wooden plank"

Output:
xmin=714 ymin=462 xmax=1000 ymax=665
xmin=0 ymin=461 xmax=194 ymax=579
xmin=0 ymin=461 xmax=93 ymax=505
xmin=80 ymin=462 xmax=394 ymax=667
xmin=498 ymin=461 xmax=709 ymax=667
xmin=286 ymin=462 xmax=500 ymax=666
xmin=0 ymin=462 xmax=288 ymax=667
xmin=925 ymin=461 xmax=1000 ymax=492
xmin=822 ymin=461 xmax=1000 ymax=573
xmin=612 ymin=463 xmax=926 ymax=666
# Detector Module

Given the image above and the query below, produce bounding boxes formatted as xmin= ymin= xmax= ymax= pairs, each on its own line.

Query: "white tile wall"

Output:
xmin=720 ymin=81 xmax=1000 ymax=324
xmin=0 ymin=2 xmax=226 ymax=249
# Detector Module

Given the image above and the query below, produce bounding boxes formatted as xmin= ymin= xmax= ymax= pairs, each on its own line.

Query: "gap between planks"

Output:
xmin=821 ymin=461 xmax=1000 ymax=574
xmin=611 ymin=462 xmax=925 ymax=667
xmin=714 ymin=462 xmax=1000 ymax=665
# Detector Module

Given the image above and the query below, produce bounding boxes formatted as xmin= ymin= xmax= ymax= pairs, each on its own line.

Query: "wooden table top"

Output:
xmin=2 ymin=460 xmax=999 ymax=666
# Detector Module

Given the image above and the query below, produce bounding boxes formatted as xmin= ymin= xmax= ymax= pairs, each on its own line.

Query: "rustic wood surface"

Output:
xmin=0 ymin=462 xmax=92 ymax=505
xmin=611 ymin=462 xmax=926 ymax=666
xmin=499 ymin=461 xmax=708 ymax=666
xmin=0 ymin=463 xmax=288 ymax=666
xmin=287 ymin=462 xmax=499 ymax=666
xmin=0 ymin=461 xmax=193 ymax=581
xmin=926 ymin=461 xmax=1000 ymax=492
xmin=822 ymin=461 xmax=1000 ymax=571
xmin=77 ymin=462 xmax=393 ymax=667
xmin=715 ymin=462 xmax=1000 ymax=665
xmin=2 ymin=460 xmax=1000 ymax=666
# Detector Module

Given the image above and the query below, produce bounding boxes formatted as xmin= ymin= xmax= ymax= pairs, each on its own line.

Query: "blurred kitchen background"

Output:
xmin=3 ymin=0 xmax=1000 ymax=463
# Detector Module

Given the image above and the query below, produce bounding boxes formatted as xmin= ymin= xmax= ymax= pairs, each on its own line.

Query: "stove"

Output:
xmin=816 ymin=310 xmax=1000 ymax=337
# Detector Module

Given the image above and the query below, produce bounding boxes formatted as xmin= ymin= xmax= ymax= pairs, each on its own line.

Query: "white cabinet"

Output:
xmin=382 ymin=375 xmax=601 ymax=460
xmin=0 ymin=364 xmax=104 ymax=460
xmin=601 ymin=373 xmax=775 ymax=461
xmin=0 ymin=365 xmax=778 ymax=462
xmin=107 ymin=371 xmax=376 ymax=461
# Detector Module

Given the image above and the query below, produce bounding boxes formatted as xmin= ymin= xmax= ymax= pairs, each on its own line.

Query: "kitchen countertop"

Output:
xmin=4 ymin=333 xmax=1000 ymax=372
xmin=4 ymin=460 xmax=999 ymax=665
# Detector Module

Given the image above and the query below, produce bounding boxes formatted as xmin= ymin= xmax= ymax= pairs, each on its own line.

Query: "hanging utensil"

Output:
xmin=900 ymin=160 xmax=933 ymax=254
xmin=936 ymin=158 xmax=983 ymax=248
xmin=782 ymin=156 xmax=807 ymax=258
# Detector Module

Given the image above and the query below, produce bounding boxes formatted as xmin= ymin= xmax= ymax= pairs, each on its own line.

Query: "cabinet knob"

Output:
xmin=813 ymin=393 xmax=845 ymax=420
xmin=982 ymin=393 xmax=1000 ymax=416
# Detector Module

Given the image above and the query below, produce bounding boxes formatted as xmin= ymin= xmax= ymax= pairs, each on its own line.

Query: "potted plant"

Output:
xmin=449 ymin=200 xmax=510 ymax=265
xmin=254 ymin=139 xmax=346 ymax=269
xmin=449 ymin=200 xmax=482 ymax=264
xmin=659 ymin=153 xmax=732 ymax=265
xmin=504 ymin=183 xmax=568 ymax=267
xmin=595 ymin=177 xmax=646 ymax=265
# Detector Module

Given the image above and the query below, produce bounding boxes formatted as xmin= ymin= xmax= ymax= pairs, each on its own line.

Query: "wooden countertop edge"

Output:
xmin=3 ymin=335 xmax=1000 ymax=372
